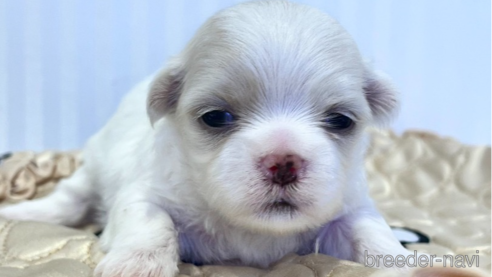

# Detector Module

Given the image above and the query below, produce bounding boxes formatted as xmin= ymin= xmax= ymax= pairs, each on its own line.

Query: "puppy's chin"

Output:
xmin=218 ymin=200 xmax=338 ymax=235
xmin=205 ymin=179 xmax=343 ymax=235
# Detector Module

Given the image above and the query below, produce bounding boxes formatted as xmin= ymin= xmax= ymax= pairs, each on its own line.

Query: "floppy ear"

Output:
xmin=147 ymin=59 xmax=186 ymax=126
xmin=363 ymin=69 xmax=400 ymax=127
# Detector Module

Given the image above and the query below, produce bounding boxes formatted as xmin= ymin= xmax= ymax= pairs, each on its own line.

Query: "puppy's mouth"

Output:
xmin=264 ymin=198 xmax=297 ymax=214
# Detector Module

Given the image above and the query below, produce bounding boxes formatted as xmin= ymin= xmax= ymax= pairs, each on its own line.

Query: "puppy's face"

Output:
xmin=148 ymin=1 xmax=398 ymax=234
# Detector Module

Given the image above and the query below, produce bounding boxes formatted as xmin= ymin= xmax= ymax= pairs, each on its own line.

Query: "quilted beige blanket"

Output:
xmin=0 ymin=130 xmax=489 ymax=277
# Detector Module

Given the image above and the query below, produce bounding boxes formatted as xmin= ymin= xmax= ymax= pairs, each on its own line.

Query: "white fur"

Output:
xmin=0 ymin=1 xmax=415 ymax=276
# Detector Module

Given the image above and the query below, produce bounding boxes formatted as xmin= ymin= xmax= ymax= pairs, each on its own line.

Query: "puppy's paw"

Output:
xmin=0 ymin=202 xmax=45 ymax=221
xmin=0 ymin=196 xmax=87 ymax=226
xmin=94 ymin=248 xmax=179 ymax=277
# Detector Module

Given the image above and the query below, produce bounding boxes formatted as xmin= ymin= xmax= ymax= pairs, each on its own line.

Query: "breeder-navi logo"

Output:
xmin=364 ymin=250 xmax=480 ymax=268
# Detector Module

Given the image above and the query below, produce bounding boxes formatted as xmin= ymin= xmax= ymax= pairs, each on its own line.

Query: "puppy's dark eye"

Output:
xmin=201 ymin=110 xmax=235 ymax=128
xmin=325 ymin=113 xmax=353 ymax=130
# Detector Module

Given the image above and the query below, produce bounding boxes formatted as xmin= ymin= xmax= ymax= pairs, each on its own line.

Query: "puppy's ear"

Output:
xmin=363 ymin=69 xmax=400 ymax=127
xmin=147 ymin=59 xmax=186 ymax=126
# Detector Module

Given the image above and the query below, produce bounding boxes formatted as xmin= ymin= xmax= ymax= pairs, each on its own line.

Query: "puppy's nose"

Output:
xmin=260 ymin=154 xmax=304 ymax=186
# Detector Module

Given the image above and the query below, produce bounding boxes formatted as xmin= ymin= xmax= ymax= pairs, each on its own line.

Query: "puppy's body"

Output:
xmin=1 ymin=1 xmax=412 ymax=276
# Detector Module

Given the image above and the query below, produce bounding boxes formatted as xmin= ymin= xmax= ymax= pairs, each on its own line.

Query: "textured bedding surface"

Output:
xmin=0 ymin=130 xmax=489 ymax=277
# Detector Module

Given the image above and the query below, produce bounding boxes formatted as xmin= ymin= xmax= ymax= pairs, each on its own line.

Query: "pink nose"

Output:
xmin=260 ymin=154 xmax=304 ymax=186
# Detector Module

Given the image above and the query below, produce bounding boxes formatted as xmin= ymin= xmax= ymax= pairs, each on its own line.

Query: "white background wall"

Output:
xmin=0 ymin=0 xmax=490 ymax=153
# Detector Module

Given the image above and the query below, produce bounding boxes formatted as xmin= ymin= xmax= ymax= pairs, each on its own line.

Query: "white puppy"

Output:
xmin=0 ymin=1 xmax=412 ymax=276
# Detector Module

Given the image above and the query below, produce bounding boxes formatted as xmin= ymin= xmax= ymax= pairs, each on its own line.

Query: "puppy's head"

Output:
xmin=148 ymin=1 xmax=398 ymax=234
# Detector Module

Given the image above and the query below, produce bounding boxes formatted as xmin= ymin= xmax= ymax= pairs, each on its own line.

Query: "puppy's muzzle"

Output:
xmin=260 ymin=154 xmax=305 ymax=186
